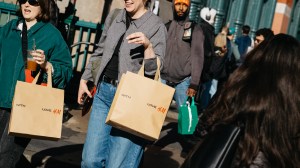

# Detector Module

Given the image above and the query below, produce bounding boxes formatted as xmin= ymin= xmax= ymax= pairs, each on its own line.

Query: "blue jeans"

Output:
xmin=199 ymin=80 xmax=212 ymax=111
xmin=161 ymin=77 xmax=191 ymax=110
xmin=81 ymin=81 xmax=146 ymax=168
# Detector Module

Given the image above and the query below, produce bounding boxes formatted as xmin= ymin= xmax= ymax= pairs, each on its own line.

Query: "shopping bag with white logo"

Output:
xmin=178 ymin=97 xmax=199 ymax=135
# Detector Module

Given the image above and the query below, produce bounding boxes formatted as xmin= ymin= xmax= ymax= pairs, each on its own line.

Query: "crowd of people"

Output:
xmin=0 ymin=0 xmax=299 ymax=167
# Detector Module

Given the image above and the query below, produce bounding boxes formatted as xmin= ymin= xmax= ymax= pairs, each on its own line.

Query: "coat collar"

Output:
xmin=13 ymin=19 xmax=47 ymax=34
xmin=116 ymin=9 xmax=152 ymax=29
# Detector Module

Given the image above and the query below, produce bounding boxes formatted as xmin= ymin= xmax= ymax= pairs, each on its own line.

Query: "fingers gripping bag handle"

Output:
xmin=138 ymin=58 xmax=161 ymax=81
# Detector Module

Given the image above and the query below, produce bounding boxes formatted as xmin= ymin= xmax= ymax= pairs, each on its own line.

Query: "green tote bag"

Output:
xmin=178 ymin=97 xmax=199 ymax=135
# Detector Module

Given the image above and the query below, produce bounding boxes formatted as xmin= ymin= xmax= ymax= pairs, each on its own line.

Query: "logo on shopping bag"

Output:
xmin=157 ymin=107 xmax=167 ymax=114
xmin=147 ymin=103 xmax=157 ymax=109
xmin=121 ymin=94 xmax=131 ymax=99
xmin=52 ymin=109 xmax=62 ymax=115
xmin=41 ymin=108 xmax=61 ymax=115
xmin=147 ymin=103 xmax=167 ymax=114
xmin=16 ymin=104 xmax=26 ymax=107
xmin=42 ymin=108 xmax=52 ymax=112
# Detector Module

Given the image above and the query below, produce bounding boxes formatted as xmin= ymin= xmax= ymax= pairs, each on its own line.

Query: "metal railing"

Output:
xmin=70 ymin=20 xmax=100 ymax=72
xmin=0 ymin=2 xmax=18 ymax=26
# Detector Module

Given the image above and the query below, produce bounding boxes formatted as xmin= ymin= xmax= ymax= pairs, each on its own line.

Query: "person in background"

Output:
xmin=214 ymin=26 xmax=228 ymax=57
xmin=205 ymin=33 xmax=300 ymax=167
xmin=208 ymin=26 xmax=241 ymax=98
xmin=77 ymin=0 xmax=167 ymax=167
xmin=235 ymin=25 xmax=251 ymax=62
xmin=0 ymin=0 xmax=72 ymax=167
xmin=224 ymin=27 xmax=240 ymax=75
xmin=208 ymin=25 xmax=228 ymax=98
xmin=196 ymin=7 xmax=216 ymax=113
xmin=254 ymin=28 xmax=274 ymax=47
xmin=161 ymin=0 xmax=204 ymax=110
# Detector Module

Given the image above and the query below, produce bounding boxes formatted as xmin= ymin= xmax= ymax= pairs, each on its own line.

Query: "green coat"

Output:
xmin=0 ymin=19 xmax=72 ymax=108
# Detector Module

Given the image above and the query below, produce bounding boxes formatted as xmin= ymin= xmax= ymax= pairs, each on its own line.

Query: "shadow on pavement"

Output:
xmin=16 ymin=155 xmax=32 ymax=168
xmin=142 ymin=122 xmax=198 ymax=168
xmin=30 ymin=144 xmax=83 ymax=168
xmin=154 ymin=122 xmax=195 ymax=156
xmin=142 ymin=147 xmax=180 ymax=168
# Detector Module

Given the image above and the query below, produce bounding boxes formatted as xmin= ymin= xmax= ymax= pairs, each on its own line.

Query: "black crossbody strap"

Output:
xmin=21 ymin=20 xmax=28 ymax=68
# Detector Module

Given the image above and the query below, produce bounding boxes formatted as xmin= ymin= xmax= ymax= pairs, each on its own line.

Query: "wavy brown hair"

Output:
xmin=16 ymin=0 xmax=51 ymax=22
xmin=206 ymin=34 xmax=300 ymax=167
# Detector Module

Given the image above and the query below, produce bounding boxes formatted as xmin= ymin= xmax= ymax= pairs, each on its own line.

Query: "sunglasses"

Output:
xmin=19 ymin=0 xmax=39 ymax=6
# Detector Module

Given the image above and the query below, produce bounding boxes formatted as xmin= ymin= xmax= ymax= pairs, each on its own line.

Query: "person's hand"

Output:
xmin=31 ymin=49 xmax=46 ymax=67
xmin=126 ymin=32 xmax=150 ymax=48
xmin=126 ymin=32 xmax=155 ymax=59
xmin=31 ymin=49 xmax=54 ymax=71
xmin=186 ymin=88 xmax=197 ymax=97
xmin=221 ymin=46 xmax=227 ymax=54
xmin=77 ymin=79 xmax=92 ymax=105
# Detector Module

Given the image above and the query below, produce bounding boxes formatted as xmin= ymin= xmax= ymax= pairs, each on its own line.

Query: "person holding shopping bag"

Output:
xmin=0 ymin=0 xmax=72 ymax=167
xmin=161 ymin=0 xmax=204 ymax=111
xmin=77 ymin=0 xmax=167 ymax=167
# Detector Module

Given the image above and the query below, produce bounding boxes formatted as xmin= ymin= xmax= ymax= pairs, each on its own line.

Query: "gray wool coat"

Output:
xmin=81 ymin=9 xmax=167 ymax=85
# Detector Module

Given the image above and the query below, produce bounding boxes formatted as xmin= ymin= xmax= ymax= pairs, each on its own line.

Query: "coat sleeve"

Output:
xmin=144 ymin=22 xmax=168 ymax=76
xmin=81 ymin=9 xmax=121 ymax=82
xmin=189 ymin=24 xmax=204 ymax=90
xmin=47 ymin=37 xmax=72 ymax=89
xmin=39 ymin=31 xmax=72 ymax=89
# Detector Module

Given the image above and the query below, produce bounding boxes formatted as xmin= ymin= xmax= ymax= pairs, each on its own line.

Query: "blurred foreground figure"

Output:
xmin=183 ymin=33 xmax=300 ymax=168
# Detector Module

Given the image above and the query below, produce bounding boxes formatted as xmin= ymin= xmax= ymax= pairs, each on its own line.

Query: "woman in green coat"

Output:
xmin=0 ymin=0 xmax=72 ymax=167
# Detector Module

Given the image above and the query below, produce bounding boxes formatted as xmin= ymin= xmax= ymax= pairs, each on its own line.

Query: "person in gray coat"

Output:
xmin=77 ymin=0 xmax=167 ymax=167
xmin=161 ymin=0 xmax=204 ymax=111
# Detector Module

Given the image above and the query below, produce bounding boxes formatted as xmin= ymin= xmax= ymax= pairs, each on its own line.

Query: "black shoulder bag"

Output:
xmin=181 ymin=123 xmax=242 ymax=168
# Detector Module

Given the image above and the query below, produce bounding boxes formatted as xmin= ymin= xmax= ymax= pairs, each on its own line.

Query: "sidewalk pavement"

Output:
xmin=22 ymin=102 xmax=195 ymax=168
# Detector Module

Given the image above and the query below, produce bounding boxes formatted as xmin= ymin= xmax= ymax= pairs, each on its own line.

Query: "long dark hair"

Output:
xmin=206 ymin=33 xmax=300 ymax=167
xmin=17 ymin=0 xmax=51 ymax=22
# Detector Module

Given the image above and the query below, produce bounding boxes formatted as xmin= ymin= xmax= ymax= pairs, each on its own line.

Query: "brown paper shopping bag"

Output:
xmin=106 ymin=59 xmax=175 ymax=141
xmin=9 ymin=69 xmax=64 ymax=140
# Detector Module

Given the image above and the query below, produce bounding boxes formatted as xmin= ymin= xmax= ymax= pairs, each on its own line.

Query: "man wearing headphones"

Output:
xmin=161 ymin=0 xmax=204 ymax=118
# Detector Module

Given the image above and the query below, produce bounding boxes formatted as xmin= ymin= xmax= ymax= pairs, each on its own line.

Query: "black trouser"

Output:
xmin=0 ymin=108 xmax=30 ymax=168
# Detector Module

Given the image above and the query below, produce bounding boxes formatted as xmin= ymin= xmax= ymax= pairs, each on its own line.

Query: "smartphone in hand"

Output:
xmin=82 ymin=82 xmax=96 ymax=116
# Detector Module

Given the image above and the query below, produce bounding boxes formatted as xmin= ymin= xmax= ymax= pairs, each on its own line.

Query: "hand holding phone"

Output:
xmin=81 ymin=82 xmax=96 ymax=116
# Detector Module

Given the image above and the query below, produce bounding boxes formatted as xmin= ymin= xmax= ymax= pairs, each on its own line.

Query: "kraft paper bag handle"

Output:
xmin=138 ymin=58 xmax=161 ymax=81
xmin=32 ymin=68 xmax=52 ymax=88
